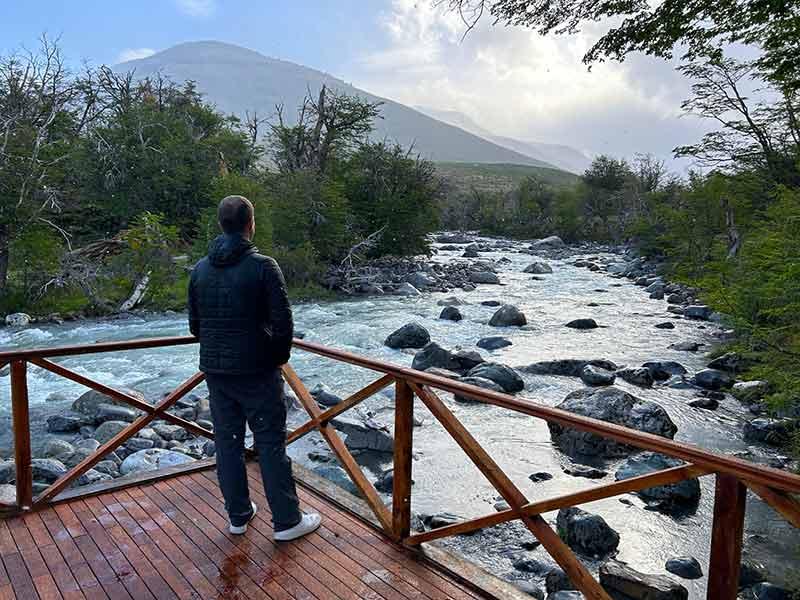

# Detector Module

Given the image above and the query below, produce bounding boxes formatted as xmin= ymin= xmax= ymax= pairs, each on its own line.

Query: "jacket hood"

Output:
xmin=207 ymin=234 xmax=256 ymax=267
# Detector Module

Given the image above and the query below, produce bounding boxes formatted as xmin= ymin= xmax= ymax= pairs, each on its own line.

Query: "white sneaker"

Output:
xmin=229 ymin=501 xmax=258 ymax=535
xmin=273 ymin=513 xmax=322 ymax=542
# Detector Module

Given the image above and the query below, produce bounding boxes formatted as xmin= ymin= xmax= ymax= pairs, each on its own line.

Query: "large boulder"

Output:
xmin=331 ymin=416 xmax=394 ymax=453
xmin=693 ymin=369 xmax=733 ymax=390
xmin=743 ymin=418 xmax=795 ymax=446
xmin=46 ymin=413 xmax=86 ymax=433
xmin=119 ymin=449 xmax=193 ymax=476
xmin=469 ymin=271 xmax=500 ymax=285
xmin=412 ymin=342 xmax=462 ymax=372
xmin=707 ymin=352 xmax=744 ymax=372
xmin=615 ymin=452 xmax=700 ymax=504
xmin=489 ymin=305 xmax=527 ymax=327
xmin=732 ymin=380 xmax=770 ymax=403
xmin=454 ymin=376 xmax=504 ymax=403
xmin=549 ymin=387 xmax=677 ymax=458
xmin=30 ymin=459 xmax=68 ymax=484
xmin=599 ymin=561 xmax=688 ymax=600
xmin=404 ymin=271 xmax=436 ymax=288
xmin=524 ymin=262 xmax=553 ymax=274
xmin=477 ymin=336 xmax=512 ymax=351
xmin=615 ymin=367 xmax=654 ymax=387
xmin=522 ymin=359 xmax=618 ymax=377
xmin=453 ymin=349 xmax=484 ymax=371
xmin=642 ymin=361 xmax=687 ymax=381
xmin=556 ymin=507 xmax=619 ymax=558
xmin=683 ymin=305 xmax=712 ymax=320
xmin=94 ymin=420 xmax=129 ymax=444
xmin=665 ymin=557 xmax=703 ymax=580
xmin=5 ymin=313 xmax=31 ymax=327
xmin=439 ymin=306 xmax=463 ymax=322
xmin=385 ymin=322 xmax=430 ymax=349
xmin=72 ymin=388 xmax=146 ymax=419
xmin=466 ymin=362 xmax=524 ymax=393
xmin=94 ymin=403 xmax=139 ymax=423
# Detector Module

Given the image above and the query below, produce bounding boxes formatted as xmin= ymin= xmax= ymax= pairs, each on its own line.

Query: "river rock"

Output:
xmin=312 ymin=465 xmax=360 ymax=496
xmin=76 ymin=469 xmax=113 ymax=487
xmin=683 ymin=305 xmax=712 ymax=320
xmin=119 ymin=448 xmax=193 ymax=476
xmin=310 ymin=384 xmax=343 ymax=407
xmin=439 ymin=306 xmax=463 ymax=321
xmin=549 ymin=387 xmax=677 ymax=458
xmin=751 ymin=582 xmax=792 ymax=600
xmin=707 ymin=352 xmax=743 ymax=372
xmin=437 ymin=296 xmax=466 ymax=306
xmin=531 ymin=235 xmax=565 ymax=249
xmin=565 ymin=318 xmax=598 ymax=330
xmin=466 ymin=362 xmax=524 ymax=393
xmin=556 ymin=507 xmax=619 ymax=557
xmin=385 ymin=322 xmax=430 ymax=349
xmin=95 ymin=403 xmax=139 ymax=423
xmin=94 ymin=420 xmax=129 ymax=444
xmin=514 ymin=581 xmax=545 ymax=598
xmin=404 ymin=271 xmax=436 ymax=288
xmin=46 ymin=413 xmax=86 ymax=433
xmin=545 ymin=568 xmax=577 ymax=594
xmin=75 ymin=438 xmax=101 ymax=453
xmin=453 ymin=349 xmax=484 ymax=370
xmin=93 ymin=460 xmax=120 ymax=477
xmin=563 ymin=464 xmax=606 ymax=479
xmin=732 ymin=380 xmax=770 ymax=403
xmin=477 ymin=336 xmax=512 ymax=351
xmin=665 ymin=556 xmax=703 ymax=580
xmin=72 ymin=388 xmax=146 ymax=419
xmin=412 ymin=342 xmax=462 ymax=372
xmin=424 ymin=367 xmax=462 ymax=380
xmin=489 ymin=305 xmax=527 ymax=327
xmin=435 ymin=232 xmax=472 ymax=244
xmin=522 ymin=359 xmax=618 ymax=377
xmin=599 ymin=561 xmax=688 ymax=600
xmin=642 ymin=361 xmax=688 ymax=381
xmin=669 ymin=342 xmax=700 ymax=352
xmin=655 ymin=322 xmax=675 ymax=329
xmin=126 ymin=438 xmax=155 ymax=452
xmin=580 ymin=365 xmax=615 ymax=386
xmin=688 ymin=397 xmax=719 ymax=410
xmin=152 ymin=423 xmax=190 ymax=442
xmin=469 ymin=271 xmax=500 ymax=285
xmin=422 ymin=512 xmax=464 ymax=530
xmin=615 ymin=452 xmax=700 ymax=504
xmin=529 ymin=471 xmax=554 ymax=483
xmin=5 ymin=313 xmax=31 ymax=327
xmin=454 ymin=376 xmax=503 ymax=403
xmin=615 ymin=367 xmax=654 ymax=387
xmin=743 ymin=418 xmax=794 ymax=445
xmin=692 ymin=369 xmax=733 ymax=390
xmin=740 ymin=558 xmax=768 ymax=587
xmin=332 ymin=416 xmax=393 ymax=453
xmin=524 ymin=262 xmax=553 ymax=274
xmin=30 ymin=459 xmax=67 ymax=483
xmin=42 ymin=439 xmax=75 ymax=459
xmin=0 ymin=461 xmax=16 ymax=484
xmin=394 ymin=282 xmax=421 ymax=296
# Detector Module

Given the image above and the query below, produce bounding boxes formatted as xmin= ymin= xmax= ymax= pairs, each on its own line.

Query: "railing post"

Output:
xmin=392 ymin=379 xmax=414 ymax=542
xmin=707 ymin=473 xmax=746 ymax=600
xmin=10 ymin=360 xmax=33 ymax=511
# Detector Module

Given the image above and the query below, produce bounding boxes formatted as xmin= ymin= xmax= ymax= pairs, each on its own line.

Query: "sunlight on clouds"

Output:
xmin=174 ymin=0 xmax=216 ymax=17
xmin=116 ymin=48 xmax=156 ymax=63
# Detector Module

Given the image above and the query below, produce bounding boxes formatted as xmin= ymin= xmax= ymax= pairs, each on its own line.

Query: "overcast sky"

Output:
xmin=2 ymin=0 xmax=714 ymax=168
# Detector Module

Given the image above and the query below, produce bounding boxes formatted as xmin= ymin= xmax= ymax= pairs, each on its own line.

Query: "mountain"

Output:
xmin=415 ymin=106 xmax=592 ymax=174
xmin=116 ymin=41 xmax=561 ymax=169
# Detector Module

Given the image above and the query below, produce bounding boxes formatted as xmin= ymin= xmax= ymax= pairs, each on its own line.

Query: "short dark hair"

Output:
xmin=218 ymin=195 xmax=254 ymax=234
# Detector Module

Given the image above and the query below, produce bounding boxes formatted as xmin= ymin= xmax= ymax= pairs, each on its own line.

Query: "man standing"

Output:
xmin=188 ymin=195 xmax=321 ymax=540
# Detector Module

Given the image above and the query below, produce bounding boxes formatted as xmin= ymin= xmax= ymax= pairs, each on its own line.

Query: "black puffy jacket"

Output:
xmin=188 ymin=234 xmax=294 ymax=374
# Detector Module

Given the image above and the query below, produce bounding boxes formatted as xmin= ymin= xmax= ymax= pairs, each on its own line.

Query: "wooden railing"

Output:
xmin=1 ymin=336 xmax=800 ymax=600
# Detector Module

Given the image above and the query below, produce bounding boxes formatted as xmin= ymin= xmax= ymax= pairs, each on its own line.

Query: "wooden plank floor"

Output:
xmin=0 ymin=463 xmax=491 ymax=600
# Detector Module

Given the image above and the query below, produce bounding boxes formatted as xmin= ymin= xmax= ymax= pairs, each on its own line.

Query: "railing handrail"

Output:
xmin=2 ymin=335 xmax=800 ymax=494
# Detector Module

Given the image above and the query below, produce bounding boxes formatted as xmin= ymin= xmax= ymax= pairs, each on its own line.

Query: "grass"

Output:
xmin=435 ymin=161 xmax=580 ymax=193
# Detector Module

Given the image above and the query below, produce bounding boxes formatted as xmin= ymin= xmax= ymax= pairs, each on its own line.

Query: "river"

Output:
xmin=0 ymin=236 xmax=797 ymax=597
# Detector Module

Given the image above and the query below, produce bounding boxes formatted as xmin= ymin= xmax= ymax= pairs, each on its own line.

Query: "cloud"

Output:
xmin=350 ymin=0 xmax=710 ymax=167
xmin=116 ymin=48 xmax=156 ymax=63
xmin=174 ymin=0 xmax=216 ymax=17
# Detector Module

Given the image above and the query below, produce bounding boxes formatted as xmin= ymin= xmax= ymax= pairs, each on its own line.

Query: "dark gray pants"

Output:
xmin=205 ymin=369 xmax=301 ymax=531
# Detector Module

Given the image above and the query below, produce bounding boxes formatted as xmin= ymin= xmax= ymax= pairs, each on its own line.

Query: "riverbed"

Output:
xmin=1 ymin=237 xmax=797 ymax=597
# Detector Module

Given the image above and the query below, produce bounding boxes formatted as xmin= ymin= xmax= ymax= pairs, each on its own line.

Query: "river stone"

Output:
xmin=489 ymin=305 xmax=527 ymax=327
xmin=152 ymin=423 xmax=191 ymax=442
xmin=522 ymin=359 xmax=618 ymax=377
xmin=412 ymin=342 xmax=462 ymax=372
xmin=439 ymin=306 xmax=463 ymax=321
xmin=46 ymin=413 xmax=86 ymax=433
xmin=669 ymin=341 xmax=700 ymax=352
xmin=732 ymin=380 xmax=770 ymax=403
xmin=385 ymin=322 xmax=430 ymax=349
xmin=563 ymin=465 xmax=606 ymax=479
xmin=642 ymin=361 xmax=688 ymax=381
xmin=466 ymin=362 xmax=524 ymax=392
xmin=422 ymin=512 xmax=464 ymax=529
xmin=688 ymin=397 xmax=719 ymax=410
xmin=549 ymin=387 xmax=677 ymax=458
xmin=5 ymin=313 xmax=31 ymax=327
xmin=404 ymin=271 xmax=436 ymax=288
xmin=30 ymin=458 xmax=68 ymax=483
xmin=545 ymin=567 xmax=577 ymax=594
xmin=693 ymin=369 xmax=733 ymax=390
xmin=120 ymin=449 xmax=193 ymax=476
xmin=454 ymin=376 xmax=504 ymax=403
xmin=93 ymin=460 xmax=120 ymax=477
xmin=95 ymin=403 xmax=139 ymax=423
xmin=683 ymin=305 xmax=712 ymax=320
xmin=435 ymin=232 xmax=472 ymax=244
xmin=0 ymin=461 xmax=16 ymax=484
xmin=42 ymin=439 xmax=75 ymax=458
xmin=743 ymin=418 xmax=795 ymax=445
xmin=655 ymin=322 xmax=675 ymax=329
xmin=75 ymin=438 xmax=101 ymax=453
xmin=72 ymin=388 xmax=146 ymax=419
xmin=751 ymin=583 xmax=792 ymax=600
xmin=310 ymin=384 xmax=343 ymax=407
xmin=529 ymin=471 xmax=554 ymax=483
xmin=424 ymin=367 xmax=462 ymax=380
xmin=524 ymin=261 xmax=553 ymax=274
xmin=76 ymin=469 xmax=113 ymax=487
xmin=94 ymin=420 xmax=129 ymax=444
xmin=531 ymin=235 xmax=565 ymax=249
xmin=599 ymin=561 xmax=688 ymax=600
xmin=469 ymin=271 xmax=500 ymax=285
xmin=615 ymin=367 xmax=654 ymax=387
xmin=580 ymin=365 xmax=615 ymax=386
xmin=482 ymin=300 xmax=502 ymax=307
xmin=331 ymin=416 xmax=393 ymax=453
xmin=312 ymin=465 xmax=360 ymax=496
xmin=740 ymin=558 xmax=768 ymax=587
xmin=126 ymin=438 xmax=155 ymax=452
xmin=615 ymin=452 xmax=700 ymax=504
xmin=556 ymin=507 xmax=619 ymax=558
xmin=0 ymin=485 xmax=15 ymax=505
xmin=707 ymin=352 xmax=743 ymax=372
xmin=462 ymin=247 xmax=479 ymax=258
xmin=665 ymin=556 xmax=703 ymax=580
xmin=565 ymin=318 xmax=598 ymax=330
xmin=453 ymin=349 xmax=484 ymax=370
xmin=437 ymin=296 xmax=466 ymax=306
xmin=477 ymin=336 xmax=512 ymax=350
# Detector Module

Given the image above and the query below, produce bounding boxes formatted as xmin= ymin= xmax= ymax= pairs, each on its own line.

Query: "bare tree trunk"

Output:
xmin=722 ymin=197 xmax=741 ymax=258
xmin=0 ymin=224 xmax=9 ymax=291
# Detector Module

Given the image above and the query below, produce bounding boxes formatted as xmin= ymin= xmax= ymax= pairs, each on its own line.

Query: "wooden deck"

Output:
xmin=0 ymin=463 xmax=491 ymax=600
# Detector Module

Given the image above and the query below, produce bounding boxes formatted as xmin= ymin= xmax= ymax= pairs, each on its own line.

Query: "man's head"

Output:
xmin=218 ymin=195 xmax=255 ymax=240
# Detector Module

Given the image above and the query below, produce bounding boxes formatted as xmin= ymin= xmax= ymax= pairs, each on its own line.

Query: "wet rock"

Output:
xmin=5 ymin=313 xmax=31 ymax=327
xmin=46 ymin=413 xmax=86 ymax=433
xmin=531 ymin=235 xmax=565 ymax=249
xmin=732 ymin=380 xmax=770 ymax=403
xmin=489 ymin=304 xmax=527 ymax=327
xmin=693 ymin=369 xmax=733 ymax=390
xmin=424 ymin=367 xmax=462 ymax=380
xmin=404 ymin=271 xmax=436 ymax=288
xmin=454 ymin=376 xmax=504 ymax=403
xmin=599 ymin=561 xmax=688 ymax=600
xmin=394 ymin=282 xmax=421 ymax=296
xmin=743 ymin=418 xmax=795 ymax=445
xmin=466 ymin=362 xmax=524 ymax=393
xmin=462 ymin=248 xmax=479 ymax=258
xmin=0 ymin=461 xmax=16 ymax=484
xmin=524 ymin=261 xmax=553 ymax=274
xmin=385 ymin=322 xmax=430 ymax=349
xmin=469 ymin=271 xmax=500 ymax=285
xmin=477 ymin=336 xmax=512 ymax=350
xmin=642 ymin=361 xmax=688 ymax=381
xmin=669 ymin=342 xmax=701 ymax=352
xmin=688 ymin=397 xmax=719 ymax=410
xmin=556 ymin=507 xmax=619 ymax=557
xmin=562 ymin=465 xmax=606 ymax=479
xmin=739 ymin=558 xmax=768 ymax=587
xmin=119 ymin=448 xmax=193 ymax=476
xmin=529 ymin=471 xmax=553 ymax=483
xmin=453 ymin=349 xmax=484 ymax=370
xmin=665 ymin=556 xmax=703 ymax=580
xmin=655 ymin=322 xmax=675 ymax=329
xmin=374 ymin=469 xmax=413 ymax=493
xmin=549 ymin=387 xmax=677 ymax=458
xmin=522 ymin=359 xmax=618 ymax=377
xmin=565 ymin=318 xmax=598 ymax=330
xmin=30 ymin=459 xmax=68 ymax=483
xmin=751 ymin=582 xmax=792 ymax=600
xmin=482 ymin=300 xmax=502 ymax=306
xmin=331 ymin=416 xmax=394 ymax=453
xmin=684 ymin=305 xmax=712 ymax=320
xmin=513 ymin=557 xmax=552 ymax=575
xmin=580 ymin=365 xmax=616 ymax=386
xmin=310 ymin=384 xmax=343 ymax=407
xmin=422 ymin=512 xmax=464 ymax=529
xmin=95 ymin=403 xmax=139 ymax=423
xmin=72 ymin=388 xmax=145 ymax=419
xmin=707 ymin=352 xmax=744 ymax=372
xmin=94 ymin=420 xmax=129 ymax=444
xmin=615 ymin=367 xmax=654 ymax=387
xmin=615 ymin=453 xmax=700 ymax=504
xmin=412 ymin=342 xmax=462 ymax=372
xmin=667 ymin=293 xmax=685 ymax=305
xmin=439 ymin=306 xmax=463 ymax=321
xmin=545 ymin=567 xmax=577 ymax=594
